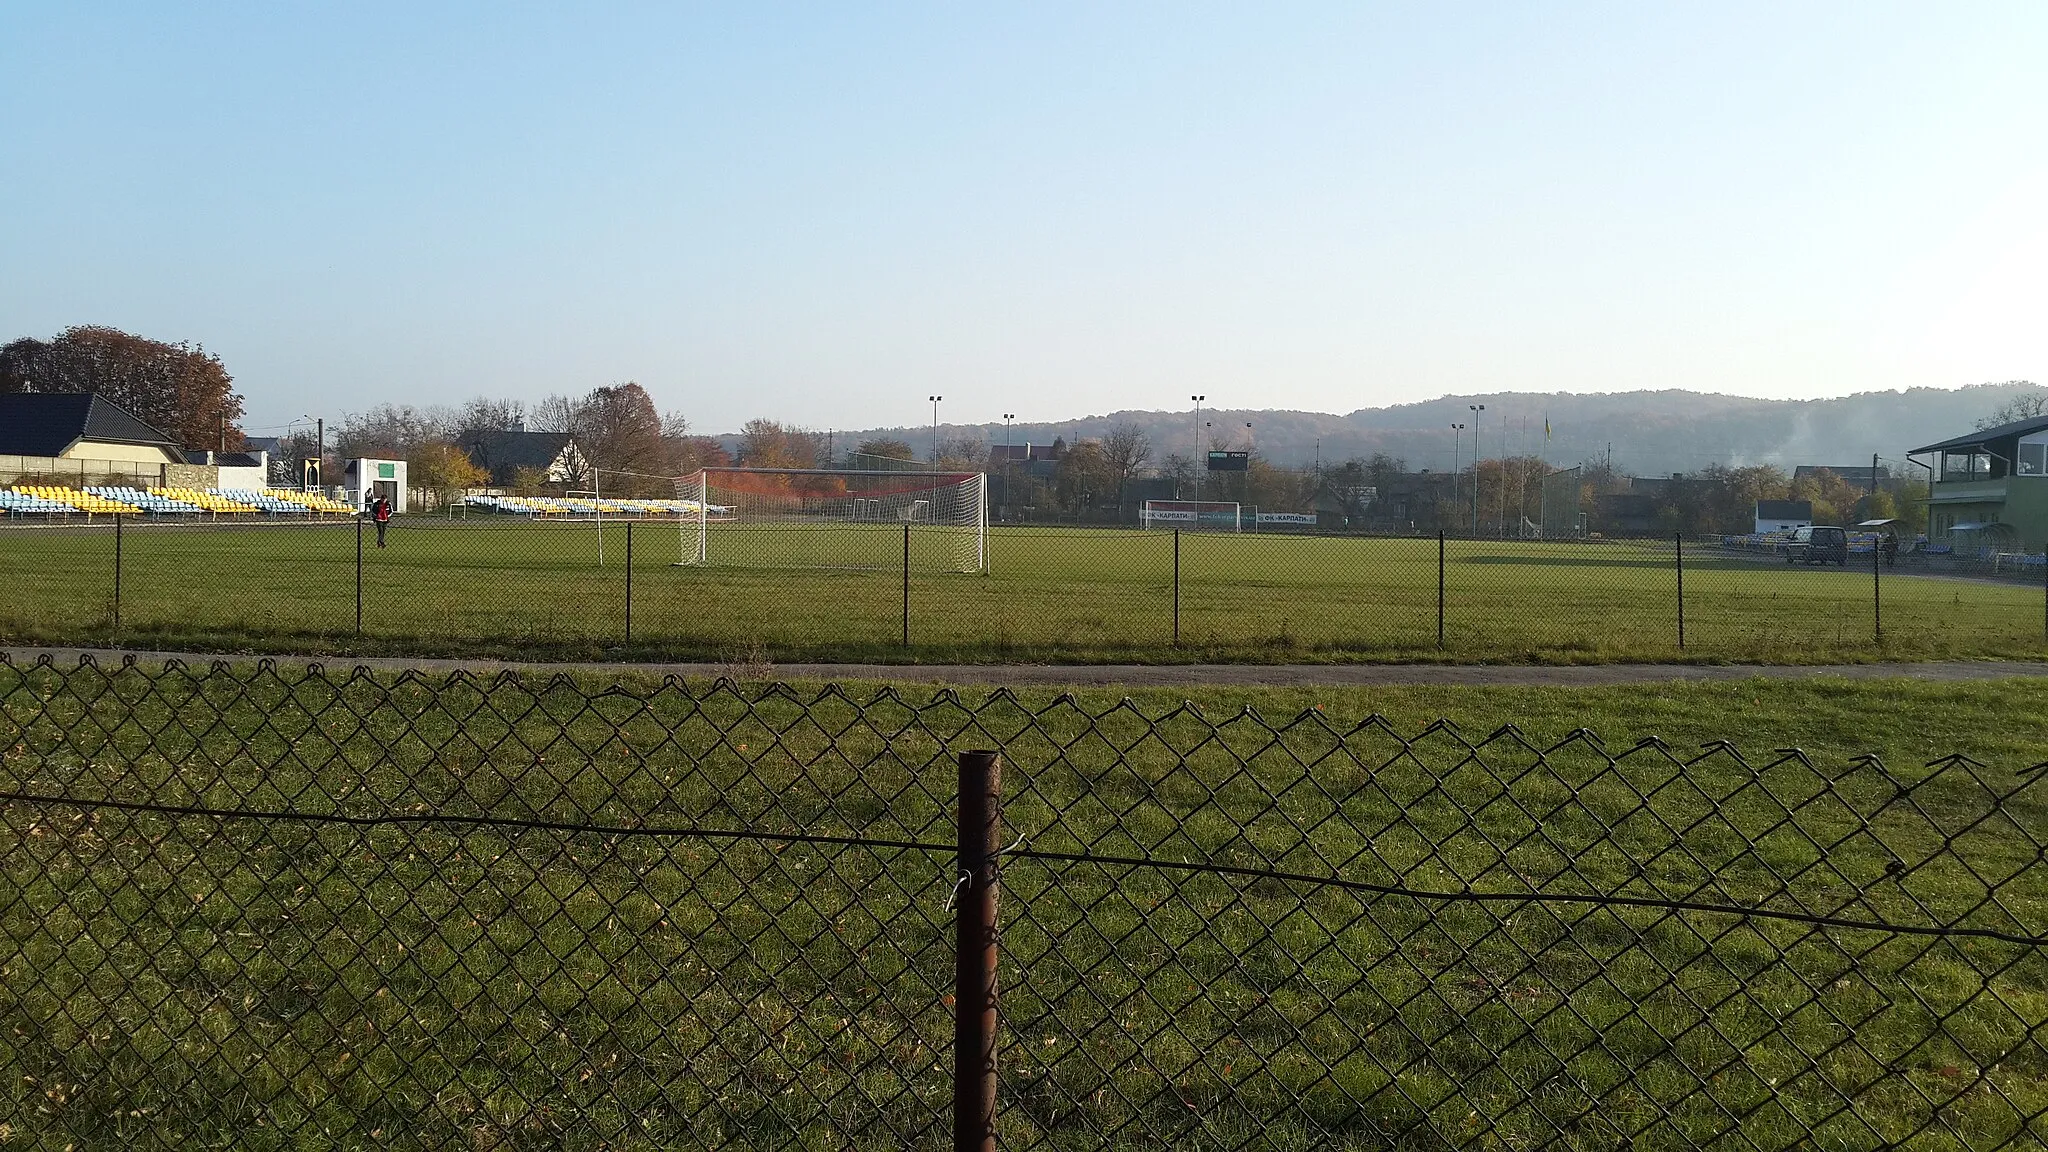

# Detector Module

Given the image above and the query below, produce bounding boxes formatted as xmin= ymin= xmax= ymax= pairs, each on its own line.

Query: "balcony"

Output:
xmin=1928 ymin=479 xmax=2006 ymax=504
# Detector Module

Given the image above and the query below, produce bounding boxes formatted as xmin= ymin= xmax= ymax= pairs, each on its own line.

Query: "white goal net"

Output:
xmin=1140 ymin=500 xmax=1242 ymax=532
xmin=675 ymin=468 xmax=988 ymax=573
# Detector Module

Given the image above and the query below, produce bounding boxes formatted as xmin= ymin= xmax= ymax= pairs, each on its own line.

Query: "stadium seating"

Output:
xmin=0 ymin=489 xmax=84 ymax=514
xmin=2 ymin=485 xmax=140 ymax=515
xmin=150 ymin=487 xmax=260 ymax=514
xmin=462 ymin=494 xmax=726 ymax=517
xmin=262 ymin=488 xmax=357 ymax=514
xmin=215 ymin=487 xmax=321 ymax=514
xmin=85 ymin=486 xmax=206 ymax=514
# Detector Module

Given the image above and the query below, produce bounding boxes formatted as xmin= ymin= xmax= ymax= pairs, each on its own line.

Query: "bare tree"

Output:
xmin=936 ymin=435 xmax=987 ymax=471
xmin=1053 ymin=440 xmax=1114 ymax=513
xmin=530 ymin=394 xmax=578 ymax=435
xmin=450 ymin=396 xmax=528 ymax=440
xmin=1976 ymin=384 xmax=2048 ymax=430
xmin=334 ymin=403 xmax=452 ymax=459
xmin=1101 ymin=422 xmax=1153 ymax=510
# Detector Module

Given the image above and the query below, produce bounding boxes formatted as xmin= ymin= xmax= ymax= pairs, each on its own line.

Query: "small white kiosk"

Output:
xmin=345 ymin=458 xmax=408 ymax=512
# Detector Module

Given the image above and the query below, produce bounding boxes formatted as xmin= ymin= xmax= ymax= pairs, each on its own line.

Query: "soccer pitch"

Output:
xmin=1 ymin=520 xmax=2042 ymax=663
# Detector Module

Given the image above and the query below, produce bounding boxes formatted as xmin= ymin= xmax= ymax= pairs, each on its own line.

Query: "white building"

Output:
xmin=1754 ymin=499 xmax=1813 ymax=534
xmin=345 ymin=458 xmax=408 ymax=512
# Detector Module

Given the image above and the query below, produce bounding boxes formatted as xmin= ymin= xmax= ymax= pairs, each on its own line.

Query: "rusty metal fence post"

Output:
xmin=355 ymin=515 xmax=363 ymax=637
xmin=1437 ymin=530 xmax=1446 ymax=650
xmin=902 ymin=523 xmax=912 ymax=649
xmin=112 ymin=513 xmax=122 ymax=630
xmin=1172 ymin=529 xmax=1181 ymax=646
xmin=1675 ymin=532 xmax=1684 ymax=650
xmin=954 ymin=750 xmax=1000 ymax=1152
xmin=624 ymin=521 xmax=633 ymax=645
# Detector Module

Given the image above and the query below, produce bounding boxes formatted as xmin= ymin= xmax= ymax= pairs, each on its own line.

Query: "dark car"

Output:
xmin=1785 ymin=525 xmax=1848 ymax=566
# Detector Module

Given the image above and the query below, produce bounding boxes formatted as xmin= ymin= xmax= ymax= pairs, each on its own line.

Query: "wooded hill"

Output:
xmin=811 ymin=381 xmax=2046 ymax=476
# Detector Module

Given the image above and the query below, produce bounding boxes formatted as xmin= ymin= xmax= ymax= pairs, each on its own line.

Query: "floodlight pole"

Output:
xmin=1191 ymin=396 xmax=1205 ymax=473
xmin=1003 ymin=414 xmax=1015 ymax=517
xmin=930 ymin=395 xmax=944 ymax=471
xmin=1469 ymin=402 xmax=1487 ymax=535
xmin=1450 ymin=424 xmax=1464 ymax=530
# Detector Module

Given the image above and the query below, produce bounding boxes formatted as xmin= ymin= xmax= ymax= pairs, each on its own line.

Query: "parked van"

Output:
xmin=1785 ymin=525 xmax=1848 ymax=566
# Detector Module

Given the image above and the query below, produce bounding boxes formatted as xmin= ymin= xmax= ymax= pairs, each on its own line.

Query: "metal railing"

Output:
xmin=1 ymin=655 xmax=2043 ymax=1148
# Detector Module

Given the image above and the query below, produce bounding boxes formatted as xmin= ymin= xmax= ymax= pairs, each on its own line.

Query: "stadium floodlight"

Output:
xmin=676 ymin=467 xmax=987 ymax=574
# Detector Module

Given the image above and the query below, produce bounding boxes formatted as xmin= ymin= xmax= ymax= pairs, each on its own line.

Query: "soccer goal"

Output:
xmin=675 ymin=468 xmax=987 ymax=572
xmin=1140 ymin=500 xmax=1242 ymax=532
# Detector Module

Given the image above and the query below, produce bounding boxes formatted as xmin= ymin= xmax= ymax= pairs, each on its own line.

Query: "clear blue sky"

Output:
xmin=3 ymin=3 xmax=2043 ymax=436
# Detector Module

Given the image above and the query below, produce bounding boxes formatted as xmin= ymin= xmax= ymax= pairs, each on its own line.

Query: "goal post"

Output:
xmin=675 ymin=468 xmax=987 ymax=573
xmin=1140 ymin=499 xmax=1242 ymax=532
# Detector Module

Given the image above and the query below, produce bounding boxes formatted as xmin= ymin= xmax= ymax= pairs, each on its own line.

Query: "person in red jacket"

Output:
xmin=372 ymin=495 xmax=393 ymax=548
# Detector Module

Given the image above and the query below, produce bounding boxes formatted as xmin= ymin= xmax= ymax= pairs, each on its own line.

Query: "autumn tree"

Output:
xmin=855 ymin=438 xmax=916 ymax=467
xmin=0 ymin=325 xmax=246 ymax=448
xmin=738 ymin=419 xmax=824 ymax=469
xmin=668 ymin=435 xmax=731 ymax=475
xmin=528 ymin=383 xmax=675 ymax=491
xmin=410 ymin=442 xmax=489 ymax=510
xmin=578 ymin=383 xmax=669 ymax=481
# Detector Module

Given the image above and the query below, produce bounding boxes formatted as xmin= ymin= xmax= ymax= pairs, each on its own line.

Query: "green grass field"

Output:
xmin=2 ymin=663 xmax=2045 ymax=1149
xmin=3 ymin=519 xmax=2043 ymax=665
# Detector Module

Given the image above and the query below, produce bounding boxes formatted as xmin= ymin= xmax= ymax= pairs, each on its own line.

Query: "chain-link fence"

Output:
xmin=3 ymin=518 xmax=2044 ymax=664
xmin=2 ymin=654 xmax=2043 ymax=1149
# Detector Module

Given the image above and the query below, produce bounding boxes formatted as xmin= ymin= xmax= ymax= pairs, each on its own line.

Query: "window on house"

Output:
xmin=2019 ymin=441 xmax=2046 ymax=476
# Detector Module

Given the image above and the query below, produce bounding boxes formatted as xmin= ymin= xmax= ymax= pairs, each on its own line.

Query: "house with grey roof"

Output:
xmin=459 ymin=430 xmax=587 ymax=487
xmin=1909 ymin=413 xmax=2048 ymax=553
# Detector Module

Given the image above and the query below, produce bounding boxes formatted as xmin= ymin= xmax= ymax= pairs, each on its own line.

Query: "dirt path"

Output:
xmin=6 ymin=646 xmax=2044 ymax=686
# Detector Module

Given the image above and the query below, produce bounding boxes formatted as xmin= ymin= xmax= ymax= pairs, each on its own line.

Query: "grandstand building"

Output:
xmin=0 ymin=392 xmax=204 ymax=487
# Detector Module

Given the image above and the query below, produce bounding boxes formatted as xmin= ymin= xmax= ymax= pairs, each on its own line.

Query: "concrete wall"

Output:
xmin=2 ymin=455 xmax=166 ymax=486
xmin=59 ymin=441 xmax=183 ymax=465
xmin=163 ymin=462 xmax=219 ymax=488
xmin=217 ymin=464 xmax=267 ymax=490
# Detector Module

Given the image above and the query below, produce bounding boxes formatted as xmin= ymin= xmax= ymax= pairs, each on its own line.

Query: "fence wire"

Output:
xmin=0 ymin=655 xmax=2044 ymax=1149
xmin=3 ymin=519 xmax=2044 ymax=664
